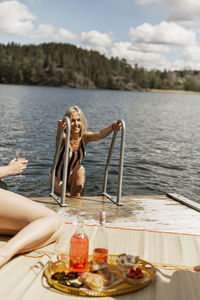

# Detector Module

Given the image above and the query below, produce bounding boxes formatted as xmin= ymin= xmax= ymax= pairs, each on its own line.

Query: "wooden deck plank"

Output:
xmin=0 ymin=194 xmax=199 ymax=300
xmin=167 ymin=193 xmax=200 ymax=212
xmin=1 ymin=226 xmax=200 ymax=300
xmin=31 ymin=194 xmax=200 ymax=234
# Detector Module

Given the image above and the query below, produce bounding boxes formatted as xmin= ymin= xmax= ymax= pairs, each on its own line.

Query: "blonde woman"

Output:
xmin=50 ymin=106 xmax=121 ymax=197
xmin=0 ymin=161 xmax=64 ymax=267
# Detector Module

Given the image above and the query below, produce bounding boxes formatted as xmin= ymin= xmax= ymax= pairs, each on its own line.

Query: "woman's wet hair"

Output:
xmin=64 ymin=106 xmax=87 ymax=136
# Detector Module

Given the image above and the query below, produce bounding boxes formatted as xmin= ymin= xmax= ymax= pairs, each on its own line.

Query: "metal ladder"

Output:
xmin=50 ymin=116 xmax=70 ymax=206
xmin=102 ymin=119 xmax=125 ymax=206
xmin=50 ymin=118 xmax=125 ymax=207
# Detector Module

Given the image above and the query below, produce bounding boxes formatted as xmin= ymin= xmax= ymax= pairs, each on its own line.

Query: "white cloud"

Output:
xmin=129 ymin=43 xmax=170 ymax=53
xmin=80 ymin=30 xmax=114 ymax=48
xmin=0 ymin=0 xmax=199 ymax=71
xmin=129 ymin=21 xmax=196 ymax=46
xmin=171 ymin=59 xmax=200 ymax=71
xmin=31 ymin=25 xmax=77 ymax=42
xmin=56 ymin=28 xmax=77 ymax=42
xmin=0 ymin=0 xmax=36 ymax=36
xmin=132 ymin=1 xmax=200 ymax=69
xmin=31 ymin=24 xmax=56 ymax=39
xmin=0 ymin=0 xmax=77 ymax=42
xmin=110 ymin=41 xmax=132 ymax=59
xmin=79 ymin=44 xmax=108 ymax=56
xmin=0 ymin=1 xmax=113 ymax=50
xmin=182 ymin=46 xmax=200 ymax=61
xmin=167 ymin=0 xmax=200 ymax=26
xmin=135 ymin=0 xmax=200 ymax=27
xmin=110 ymin=42 xmax=170 ymax=70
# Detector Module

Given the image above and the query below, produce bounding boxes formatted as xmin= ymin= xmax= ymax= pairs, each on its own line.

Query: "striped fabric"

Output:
xmin=55 ymin=139 xmax=86 ymax=182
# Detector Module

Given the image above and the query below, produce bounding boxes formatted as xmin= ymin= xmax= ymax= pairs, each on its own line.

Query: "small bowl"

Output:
xmin=116 ymin=254 xmax=139 ymax=272
xmin=123 ymin=271 xmax=147 ymax=285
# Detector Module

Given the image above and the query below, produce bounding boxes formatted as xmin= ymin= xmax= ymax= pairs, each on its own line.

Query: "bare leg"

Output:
xmin=70 ymin=165 xmax=85 ymax=196
xmin=49 ymin=174 xmax=63 ymax=196
xmin=49 ymin=165 xmax=85 ymax=197
xmin=0 ymin=188 xmax=65 ymax=267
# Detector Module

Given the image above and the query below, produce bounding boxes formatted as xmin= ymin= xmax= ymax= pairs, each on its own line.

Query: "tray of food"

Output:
xmin=44 ymin=254 xmax=156 ymax=297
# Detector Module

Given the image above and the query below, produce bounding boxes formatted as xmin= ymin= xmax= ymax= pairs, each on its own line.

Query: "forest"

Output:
xmin=0 ymin=42 xmax=200 ymax=92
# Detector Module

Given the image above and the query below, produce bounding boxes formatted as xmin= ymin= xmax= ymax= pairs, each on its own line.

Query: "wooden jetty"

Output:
xmin=31 ymin=193 xmax=200 ymax=234
xmin=0 ymin=193 xmax=199 ymax=300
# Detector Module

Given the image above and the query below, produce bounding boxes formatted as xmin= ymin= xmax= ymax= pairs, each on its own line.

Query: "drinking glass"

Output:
xmin=54 ymin=229 xmax=69 ymax=262
xmin=15 ymin=150 xmax=27 ymax=179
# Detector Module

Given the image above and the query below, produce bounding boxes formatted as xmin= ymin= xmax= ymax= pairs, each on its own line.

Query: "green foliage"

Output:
xmin=0 ymin=42 xmax=200 ymax=92
xmin=184 ymin=76 xmax=200 ymax=92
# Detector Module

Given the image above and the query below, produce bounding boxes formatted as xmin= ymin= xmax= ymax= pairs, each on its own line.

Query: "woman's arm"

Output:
xmin=84 ymin=121 xmax=122 ymax=144
xmin=0 ymin=158 xmax=28 ymax=178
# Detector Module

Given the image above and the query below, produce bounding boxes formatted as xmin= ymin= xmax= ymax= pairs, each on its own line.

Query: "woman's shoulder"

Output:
xmin=82 ymin=131 xmax=93 ymax=145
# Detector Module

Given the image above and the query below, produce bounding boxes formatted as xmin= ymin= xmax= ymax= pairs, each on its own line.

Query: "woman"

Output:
xmin=50 ymin=106 xmax=121 ymax=197
xmin=0 ymin=159 xmax=64 ymax=267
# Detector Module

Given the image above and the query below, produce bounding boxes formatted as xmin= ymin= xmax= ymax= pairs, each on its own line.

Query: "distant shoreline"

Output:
xmin=148 ymin=89 xmax=200 ymax=95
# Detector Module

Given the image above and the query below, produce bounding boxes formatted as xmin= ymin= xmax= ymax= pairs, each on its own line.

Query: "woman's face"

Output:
xmin=71 ymin=111 xmax=82 ymax=135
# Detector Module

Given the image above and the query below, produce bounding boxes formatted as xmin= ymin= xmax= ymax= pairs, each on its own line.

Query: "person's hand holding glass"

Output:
xmin=9 ymin=152 xmax=28 ymax=176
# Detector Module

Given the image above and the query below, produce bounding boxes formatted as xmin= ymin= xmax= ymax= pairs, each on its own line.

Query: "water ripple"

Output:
xmin=1 ymin=84 xmax=200 ymax=203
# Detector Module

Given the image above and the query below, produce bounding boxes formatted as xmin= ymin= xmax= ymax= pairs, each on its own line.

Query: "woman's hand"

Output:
xmin=112 ymin=121 xmax=122 ymax=131
xmin=58 ymin=120 xmax=67 ymax=131
xmin=84 ymin=121 xmax=122 ymax=144
xmin=8 ymin=158 xmax=28 ymax=175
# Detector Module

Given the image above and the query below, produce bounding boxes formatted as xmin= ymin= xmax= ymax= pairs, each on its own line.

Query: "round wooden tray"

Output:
xmin=44 ymin=255 xmax=156 ymax=297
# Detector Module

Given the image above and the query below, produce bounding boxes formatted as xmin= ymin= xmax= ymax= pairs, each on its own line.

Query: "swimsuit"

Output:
xmin=55 ymin=139 xmax=86 ymax=181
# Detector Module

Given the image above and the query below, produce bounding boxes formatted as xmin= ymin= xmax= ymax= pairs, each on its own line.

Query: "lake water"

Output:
xmin=1 ymin=84 xmax=200 ymax=204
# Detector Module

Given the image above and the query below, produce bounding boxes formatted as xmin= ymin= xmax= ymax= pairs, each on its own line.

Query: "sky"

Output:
xmin=0 ymin=0 xmax=200 ymax=71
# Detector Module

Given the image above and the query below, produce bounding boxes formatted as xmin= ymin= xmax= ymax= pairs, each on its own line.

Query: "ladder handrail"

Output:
xmin=50 ymin=117 xmax=125 ymax=207
xmin=50 ymin=116 xmax=70 ymax=206
xmin=102 ymin=119 xmax=125 ymax=206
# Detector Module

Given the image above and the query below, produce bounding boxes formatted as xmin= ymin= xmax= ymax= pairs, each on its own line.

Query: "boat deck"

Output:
xmin=31 ymin=193 xmax=200 ymax=234
xmin=0 ymin=194 xmax=199 ymax=300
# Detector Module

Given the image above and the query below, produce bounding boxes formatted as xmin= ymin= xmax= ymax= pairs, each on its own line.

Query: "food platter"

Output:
xmin=44 ymin=255 xmax=156 ymax=297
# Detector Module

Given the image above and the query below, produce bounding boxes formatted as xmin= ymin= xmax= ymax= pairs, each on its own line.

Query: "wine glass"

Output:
xmin=15 ymin=150 xmax=27 ymax=179
xmin=54 ymin=228 xmax=69 ymax=262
